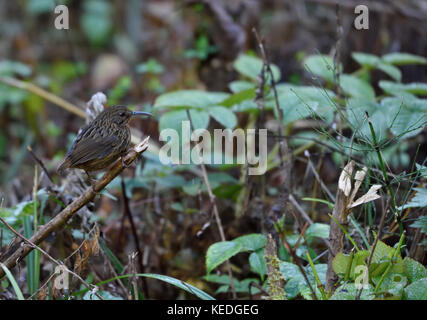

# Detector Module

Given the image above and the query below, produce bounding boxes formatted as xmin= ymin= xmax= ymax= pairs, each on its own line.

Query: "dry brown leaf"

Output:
xmin=338 ymin=161 xmax=354 ymax=197
xmin=348 ymin=184 xmax=382 ymax=209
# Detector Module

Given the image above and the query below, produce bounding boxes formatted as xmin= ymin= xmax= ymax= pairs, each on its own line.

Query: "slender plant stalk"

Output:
xmin=306 ymin=252 xmax=326 ymax=300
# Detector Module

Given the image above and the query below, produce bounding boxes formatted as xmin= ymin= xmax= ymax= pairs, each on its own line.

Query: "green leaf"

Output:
xmin=404 ymin=278 xmax=427 ymax=300
xmin=305 ymin=223 xmax=330 ymax=240
xmin=206 ymin=241 xmax=242 ymax=274
xmin=340 ymin=74 xmax=375 ymax=99
xmin=403 ymin=257 xmax=427 ymax=283
xmin=209 ymin=106 xmax=237 ymax=129
xmin=273 ymin=84 xmax=336 ymax=124
xmin=249 ymin=250 xmax=267 ymax=279
xmin=280 ymin=261 xmax=327 ymax=299
xmin=26 ymin=0 xmax=55 ymax=14
xmin=233 ymin=234 xmax=266 ymax=252
xmin=229 ymin=81 xmax=255 ymax=93
xmin=140 ymin=273 xmax=215 ymax=300
xmin=330 ymin=283 xmax=375 ymax=300
xmin=379 ymin=81 xmax=427 ymax=96
xmin=332 ymin=252 xmax=351 ymax=277
xmin=83 ymin=290 xmax=123 ymax=300
xmin=382 ymin=53 xmax=427 ymax=66
xmin=154 ymin=90 xmax=230 ymax=110
xmin=0 ymin=61 xmax=32 ymax=77
xmin=351 ymin=52 xmax=401 ymax=81
xmin=372 ymin=241 xmax=404 ymax=274
xmin=400 ymin=188 xmax=427 ymax=210
xmin=0 ymin=263 xmax=24 ymax=300
xmin=159 ymin=109 xmax=210 ymax=133
xmin=352 ymin=52 xmax=381 ymax=67
xmin=382 ymin=97 xmax=427 ymax=139
xmin=220 ymin=89 xmax=255 ymax=108
xmin=347 ymin=98 xmax=388 ymax=141
xmin=409 ymin=215 xmax=427 ymax=234
xmin=136 ymin=58 xmax=164 ymax=74
xmin=81 ymin=0 xmax=113 ymax=46
xmin=377 ymin=63 xmax=402 ymax=82
xmin=372 ymin=273 xmax=407 ymax=297
xmin=234 ymin=54 xmax=281 ymax=82
xmin=304 ymin=55 xmax=339 ymax=83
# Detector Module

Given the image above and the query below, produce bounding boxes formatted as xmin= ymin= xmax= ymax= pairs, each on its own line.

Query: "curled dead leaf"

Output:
xmin=348 ymin=184 xmax=382 ymax=209
xmin=338 ymin=161 xmax=354 ymax=197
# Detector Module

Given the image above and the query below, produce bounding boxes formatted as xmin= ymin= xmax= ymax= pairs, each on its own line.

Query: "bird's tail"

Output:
xmin=57 ymin=160 xmax=70 ymax=177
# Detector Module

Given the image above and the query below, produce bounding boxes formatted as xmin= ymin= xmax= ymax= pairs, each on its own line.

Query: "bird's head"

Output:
xmin=103 ymin=105 xmax=152 ymax=126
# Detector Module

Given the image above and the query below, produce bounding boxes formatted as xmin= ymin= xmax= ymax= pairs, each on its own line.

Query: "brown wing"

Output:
xmin=63 ymin=125 xmax=120 ymax=168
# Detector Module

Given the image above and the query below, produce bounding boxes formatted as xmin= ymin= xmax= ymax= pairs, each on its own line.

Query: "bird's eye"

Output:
xmin=119 ymin=112 xmax=125 ymax=116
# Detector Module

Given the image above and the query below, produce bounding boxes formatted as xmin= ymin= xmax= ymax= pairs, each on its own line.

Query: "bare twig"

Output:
xmin=305 ymin=151 xmax=335 ymax=202
xmin=27 ymin=145 xmax=54 ymax=184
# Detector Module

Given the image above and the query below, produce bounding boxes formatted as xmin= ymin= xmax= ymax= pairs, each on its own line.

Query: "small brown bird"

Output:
xmin=57 ymin=105 xmax=151 ymax=178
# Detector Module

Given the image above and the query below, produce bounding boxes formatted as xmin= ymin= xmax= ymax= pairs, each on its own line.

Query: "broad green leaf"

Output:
xmin=231 ymin=99 xmax=258 ymax=113
xmin=404 ymin=278 xmax=427 ymax=300
xmin=234 ymin=54 xmax=281 ymax=82
xmin=340 ymin=74 xmax=375 ymax=99
xmin=351 ymin=52 xmax=401 ymax=81
xmin=81 ymin=0 xmax=113 ymax=46
xmin=279 ymin=261 xmax=301 ymax=281
xmin=377 ymin=63 xmax=402 ymax=82
xmin=304 ymin=55 xmax=340 ymax=83
xmin=352 ymin=52 xmax=381 ymax=67
xmin=351 ymin=250 xmax=370 ymax=279
xmin=372 ymin=273 xmax=407 ymax=297
xmin=382 ymin=97 xmax=427 ymax=139
xmin=159 ymin=109 xmax=210 ymax=132
xmin=382 ymin=53 xmax=427 ymax=66
xmin=403 ymin=257 xmax=427 ymax=283
xmin=371 ymin=241 xmax=404 ymax=274
xmin=233 ymin=234 xmax=266 ymax=252
xmin=280 ymin=261 xmax=327 ymax=299
xmin=273 ymin=84 xmax=336 ymax=124
xmin=228 ymin=81 xmax=255 ymax=93
xmin=154 ymin=90 xmax=230 ymax=110
xmin=332 ymin=252 xmax=351 ymax=277
xmin=330 ymin=283 xmax=375 ymax=300
xmin=209 ymin=106 xmax=237 ymax=129
xmin=249 ymin=250 xmax=267 ymax=279
xmin=220 ymin=89 xmax=255 ymax=108
xmin=0 ymin=60 xmax=32 ymax=77
xmin=347 ymin=98 xmax=388 ymax=141
xmin=305 ymin=223 xmax=330 ymax=240
xmin=379 ymin=81 xmax=427 ymax=96
xmin=203 ymin=274 xmax=238 ymax=286
xmin=206 ymin=241 xmax=242 ymax=274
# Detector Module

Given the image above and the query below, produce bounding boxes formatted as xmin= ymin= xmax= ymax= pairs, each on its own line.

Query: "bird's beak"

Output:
xmin=132 ymin=111 xmax=152 ymax=117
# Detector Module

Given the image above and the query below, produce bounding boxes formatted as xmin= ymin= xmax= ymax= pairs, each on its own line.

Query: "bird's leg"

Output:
xmin=121 ymin=156 xmax=131 ymax=168
xmin=85 ymin=170 xmax=97 ymax=192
